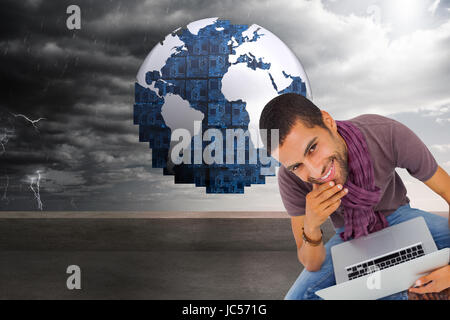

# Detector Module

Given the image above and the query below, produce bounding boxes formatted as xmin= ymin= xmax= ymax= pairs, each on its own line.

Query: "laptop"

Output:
xmin=315 ymin=216 xmax=449 ymax=300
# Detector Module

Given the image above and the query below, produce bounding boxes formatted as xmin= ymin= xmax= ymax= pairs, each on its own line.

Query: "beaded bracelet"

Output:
xmin=302 ymin=227 xmax=323 ymax=246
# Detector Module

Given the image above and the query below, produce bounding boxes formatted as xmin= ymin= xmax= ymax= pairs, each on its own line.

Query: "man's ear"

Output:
xmin=320 ymin=110 xmax=336 ymax=132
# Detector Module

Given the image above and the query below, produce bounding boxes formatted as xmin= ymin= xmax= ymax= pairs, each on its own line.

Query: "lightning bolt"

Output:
xmin=1 ymin=174 xmax=9 ymax=204
xmin=0 ymin=128 xmax=15 ymax=154
xmin=29 ymin=170 xmax=43 ymax=210
xmin=0 ymin=130 xmax=6 ymax=153
xmin=2 ymin=112 xmax=49 ymax=210
xmin=10 ymin=113 xmax=46 ymax=132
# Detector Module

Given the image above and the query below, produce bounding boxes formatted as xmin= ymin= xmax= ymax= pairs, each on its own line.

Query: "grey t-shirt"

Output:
xmin=277 ymin=114 xmax=438 ymax=230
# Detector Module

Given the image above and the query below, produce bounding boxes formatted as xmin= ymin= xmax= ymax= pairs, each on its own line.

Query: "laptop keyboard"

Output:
xmin=346 ymin=243 xmax=425 ymax=281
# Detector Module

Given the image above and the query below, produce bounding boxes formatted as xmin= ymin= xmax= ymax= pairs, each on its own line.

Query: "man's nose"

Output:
xmin=303 ymin=160 xmax=323 ymax=181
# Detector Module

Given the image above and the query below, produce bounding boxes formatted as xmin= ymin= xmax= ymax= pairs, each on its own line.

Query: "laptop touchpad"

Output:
xmin=358 ymin=232 xmax=395 ymax=257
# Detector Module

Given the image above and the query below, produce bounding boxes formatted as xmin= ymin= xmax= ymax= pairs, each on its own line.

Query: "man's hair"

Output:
xmin=259 ymin=93 xmax=327 ymax=155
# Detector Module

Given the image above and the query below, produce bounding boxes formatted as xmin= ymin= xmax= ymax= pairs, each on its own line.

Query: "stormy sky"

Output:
xmin=0 ymin=0 xmax=449 ymax=211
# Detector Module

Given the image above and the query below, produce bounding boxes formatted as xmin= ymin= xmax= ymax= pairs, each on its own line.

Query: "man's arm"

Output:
xmin=389 ymin=119 xmax=447 ymax=225
xmin=290 ymin=182 xmax=348 ymax=271
xmin=423 ymin=166 xmax=450 ymax=228
xmin=290 ymin=215 xmax=326 ymax=272
xmin=408 ymin=165 xmax=450 ymax=295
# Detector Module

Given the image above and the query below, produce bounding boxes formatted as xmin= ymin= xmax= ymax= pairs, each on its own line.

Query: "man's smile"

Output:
xmin=318 ymin=159 xmax=335 ymax=183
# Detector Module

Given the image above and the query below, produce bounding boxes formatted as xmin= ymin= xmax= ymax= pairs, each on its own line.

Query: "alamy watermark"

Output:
xmin=367 ymin=4 xmax=381 ymax=24
xmin=66 ymin=265 xmax=81 ymax=290
xmin=170 ymin=121 xmax=279 ymax=175
xmin=366 ymin=265 xmax=381 ymax=290
xmin=66 ymin=5 xmax=81 ymax=30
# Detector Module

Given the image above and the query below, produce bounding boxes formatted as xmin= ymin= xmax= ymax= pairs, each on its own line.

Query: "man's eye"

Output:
xmin=292 ymin=165 xmax=299 ymax=171
xmin=309 ymin=143 xmax=317 ymax=153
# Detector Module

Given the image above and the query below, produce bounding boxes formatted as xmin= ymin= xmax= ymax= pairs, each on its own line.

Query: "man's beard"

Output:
xmin=335 ymin=132 xmax=349 ymax=184
xmin=333 ymin=150 xmax=349 ymax=185
xmin=309 ymin=135 xmax=348 ymax=185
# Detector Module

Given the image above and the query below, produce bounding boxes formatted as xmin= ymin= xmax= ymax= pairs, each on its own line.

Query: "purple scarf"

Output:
xmin=335 ymin=120 xmax=389 ymax=241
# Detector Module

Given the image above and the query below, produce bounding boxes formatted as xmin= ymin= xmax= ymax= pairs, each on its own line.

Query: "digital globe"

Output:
xmin=134 ymin=17 xmax=312 ymax=193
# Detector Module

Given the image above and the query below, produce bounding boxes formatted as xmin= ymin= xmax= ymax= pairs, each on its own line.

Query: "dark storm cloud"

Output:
xmin=0 ymin=0 xmax=225 ymax=118
xmin=0 ymin=0 xmax=173 ymax=210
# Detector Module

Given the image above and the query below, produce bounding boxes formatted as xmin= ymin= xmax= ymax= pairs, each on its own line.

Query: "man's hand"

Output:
xmin=409 ymin=265 xmax=450 ymax=294
xmin=304 ymin=181 xmax=348 ymax=235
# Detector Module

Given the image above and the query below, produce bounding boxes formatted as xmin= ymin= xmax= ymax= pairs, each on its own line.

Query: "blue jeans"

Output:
xmin=284 ymin=204 xmax=450 ymax=300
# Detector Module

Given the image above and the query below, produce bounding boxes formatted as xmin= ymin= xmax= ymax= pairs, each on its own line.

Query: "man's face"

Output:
xmin=273 ymin=112 xmax=349 ymax=186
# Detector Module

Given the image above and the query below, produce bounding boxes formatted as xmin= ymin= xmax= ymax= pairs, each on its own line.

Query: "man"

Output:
xmin=258 ymin=93 xmax=450 ymax=300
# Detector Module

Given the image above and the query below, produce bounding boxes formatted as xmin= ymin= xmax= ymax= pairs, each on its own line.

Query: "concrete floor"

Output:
xmin=0 ymin=214 xmax=339 ymax=299
xmin=2 ymin=211 xmax=445 ymax=300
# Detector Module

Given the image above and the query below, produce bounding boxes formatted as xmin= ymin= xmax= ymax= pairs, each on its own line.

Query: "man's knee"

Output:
xmin=284 ymin=267 xmax=334 ymax=300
